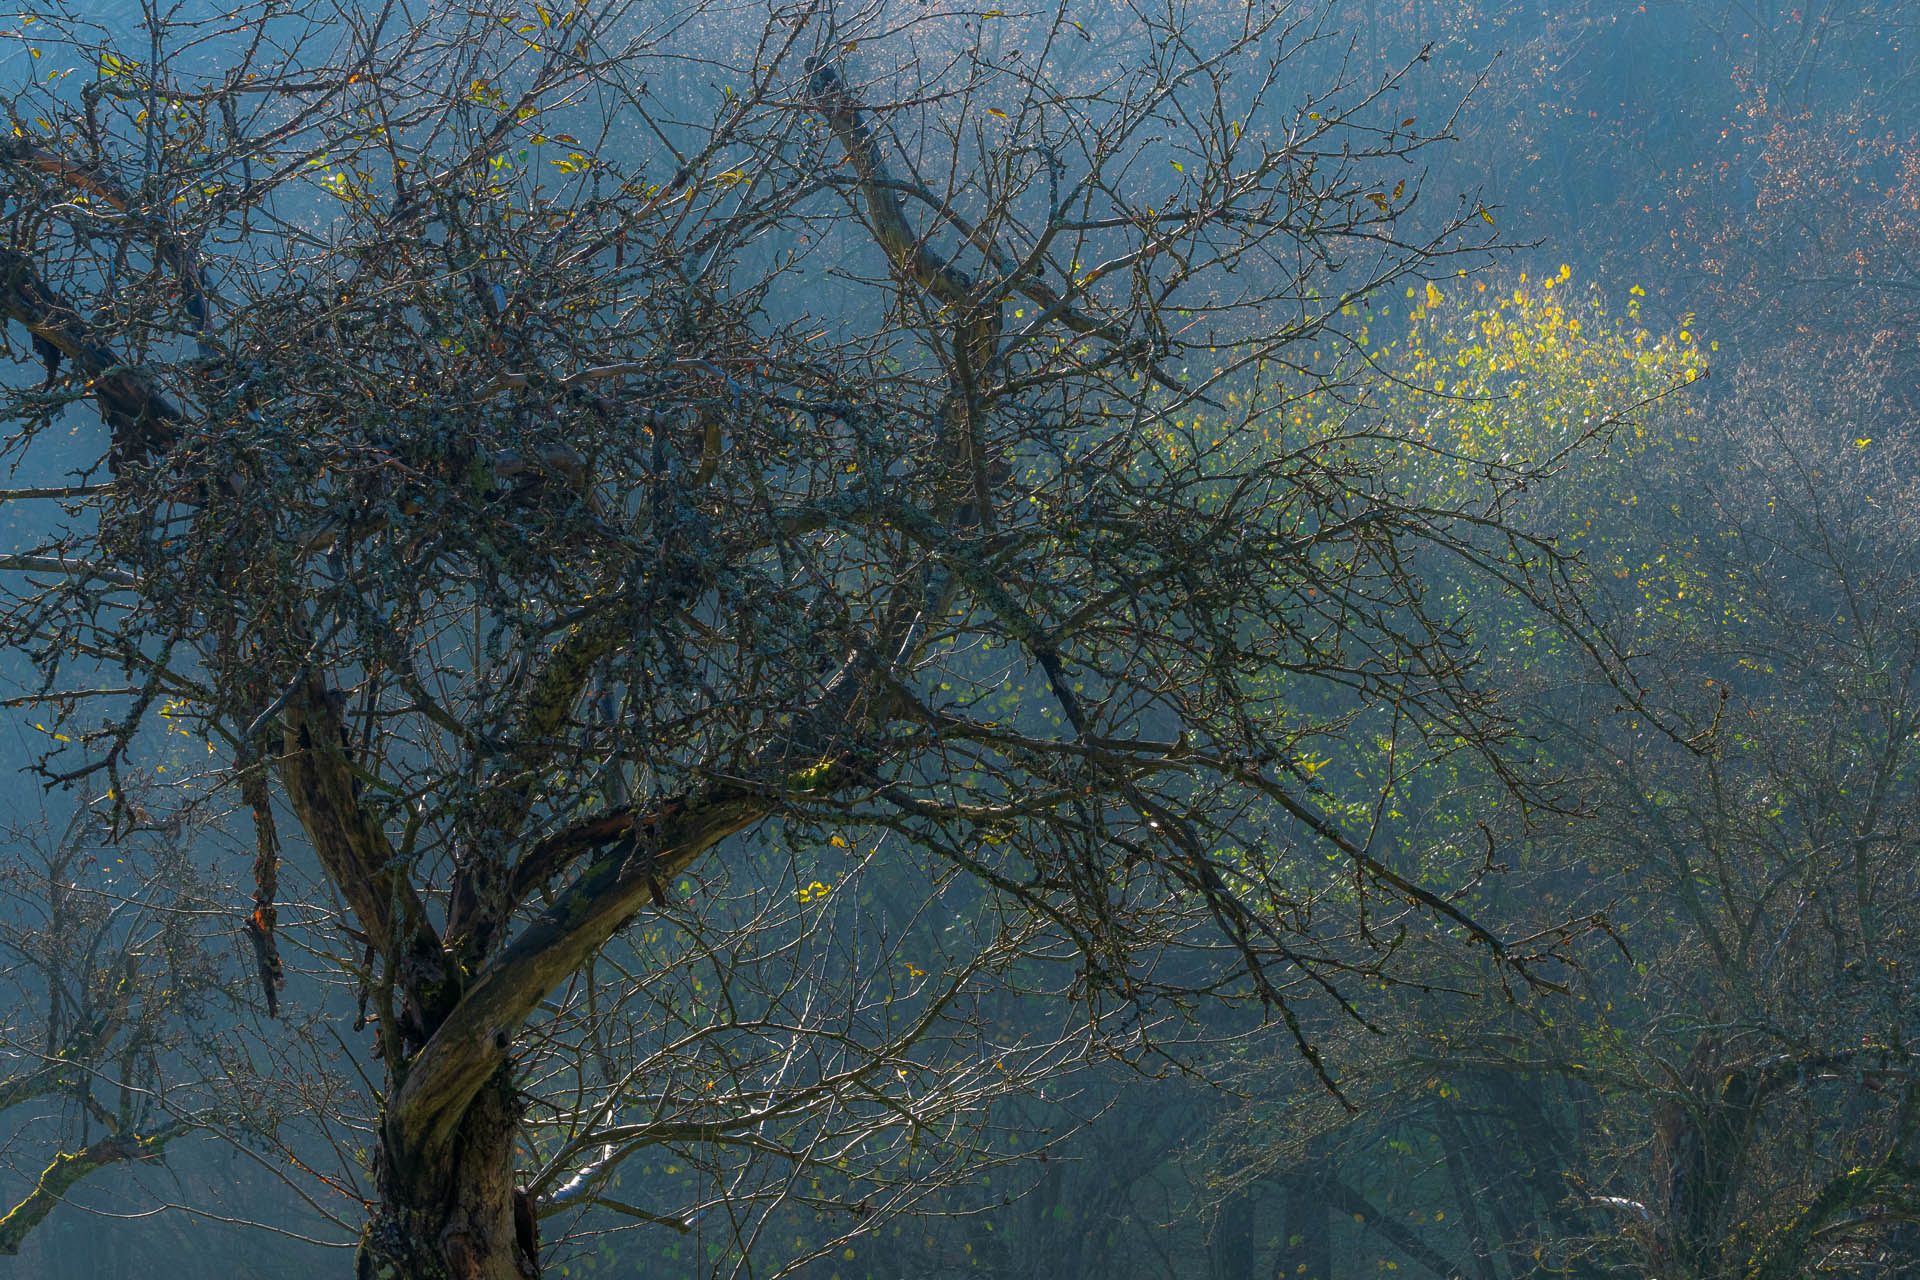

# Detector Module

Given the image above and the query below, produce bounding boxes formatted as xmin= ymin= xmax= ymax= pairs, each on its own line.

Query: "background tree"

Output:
xmin=1089 ymin=4 xmax=1920 ymax=1274
xmin=1168 ymin=296 xmax=1920 ymax=1280
xmin=0 ymin=793 xmax=210 ymax=1256
xmin=1539 ymin=343 xmax=1920 ymax=1279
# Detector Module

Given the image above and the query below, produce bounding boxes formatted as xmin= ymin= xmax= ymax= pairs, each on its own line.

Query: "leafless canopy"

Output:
xmin=0 ymin=0 xmax=1576 ymax=1273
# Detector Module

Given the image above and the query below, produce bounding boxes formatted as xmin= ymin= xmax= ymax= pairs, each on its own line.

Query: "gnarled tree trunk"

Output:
xmin=357 ymin=1070 xmax=537 ymax=1280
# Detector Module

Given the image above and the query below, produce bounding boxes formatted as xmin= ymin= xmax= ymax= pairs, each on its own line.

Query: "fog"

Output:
xmin=1 ymin=1 xmax=1915 ymax=1277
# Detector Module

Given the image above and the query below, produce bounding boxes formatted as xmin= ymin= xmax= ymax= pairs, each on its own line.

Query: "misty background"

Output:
xmin=1 ymin=1 xmax=1916 ymax=1277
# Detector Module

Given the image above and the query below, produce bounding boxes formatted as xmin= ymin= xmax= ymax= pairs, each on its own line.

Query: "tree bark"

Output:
xmin=357 ymin=1068 xmax=538 ymax=1280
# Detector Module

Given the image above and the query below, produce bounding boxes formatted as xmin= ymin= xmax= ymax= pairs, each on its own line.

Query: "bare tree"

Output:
xmin=1557 ymin=347 xmax=1920 ymax=1280
xmin=0 ymin=1 xmax=1579 ymax=1275
xmin=0 ymin=793 xmax=219 ymax=1254
xmin=1182 ymin=338 xmax=1920 ymax=1280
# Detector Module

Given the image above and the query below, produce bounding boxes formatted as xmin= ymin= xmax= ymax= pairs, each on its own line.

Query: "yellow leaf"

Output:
xmin=987 ymin=107 xmax=1007 ymax=118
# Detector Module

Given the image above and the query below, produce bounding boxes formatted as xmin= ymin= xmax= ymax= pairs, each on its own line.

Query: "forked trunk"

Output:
xmin=356 ymin=1070 xmax=538 ymax=1280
